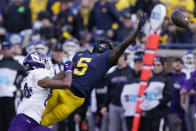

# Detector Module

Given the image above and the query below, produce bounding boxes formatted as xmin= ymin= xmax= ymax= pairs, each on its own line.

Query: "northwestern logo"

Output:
xmin=22 ymin=83 xmax=32 ymax=99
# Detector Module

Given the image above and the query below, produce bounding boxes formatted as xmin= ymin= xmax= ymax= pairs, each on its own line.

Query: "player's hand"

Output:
xmin=180 ymin=88 xmax=187 ymax=95
xmin=175 ymin=118 xmax=182 ymax=125
xmin=188 ymin=89 xmax=196 ymax=96
xmin=101 ymin=107 xmax=107 ymax=116
xmin=137 ymin=11 xmax=147 ymax=30
xmin=64 ymin=61 xmax=72 ymax=72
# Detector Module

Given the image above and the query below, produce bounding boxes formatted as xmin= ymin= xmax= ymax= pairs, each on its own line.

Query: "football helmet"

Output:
xmin=23 ymin=51 xmax=49 ymax=71
xmin=92 ymin=38 xmax=114 ymax=53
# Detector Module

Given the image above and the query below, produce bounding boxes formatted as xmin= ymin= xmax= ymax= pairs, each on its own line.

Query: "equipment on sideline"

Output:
xmin=132 ymin=3 xmax=166 ymax=131
xmin=148 ymin=4 xmax=167 ymax=34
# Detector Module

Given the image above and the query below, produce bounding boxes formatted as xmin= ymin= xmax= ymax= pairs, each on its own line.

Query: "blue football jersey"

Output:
xmin=71 ymin=49 xmax=112 ymax=97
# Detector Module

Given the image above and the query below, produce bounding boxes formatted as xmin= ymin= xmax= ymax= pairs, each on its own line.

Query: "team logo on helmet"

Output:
xmin=23 ymin=52 xmax=49 ymax=71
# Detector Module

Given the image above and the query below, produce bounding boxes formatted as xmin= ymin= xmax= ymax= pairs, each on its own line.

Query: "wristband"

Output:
xmin=65 ymin=70 xmax=72 ymax=73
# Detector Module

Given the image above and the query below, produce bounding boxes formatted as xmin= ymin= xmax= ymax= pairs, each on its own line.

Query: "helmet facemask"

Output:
xmin=23 ymin=52 xmax=50 ymax=72
xmin=92 ymin=38 xmax=114 ymax=54
xmin=41 ymin=58 xmax=50 ymax=70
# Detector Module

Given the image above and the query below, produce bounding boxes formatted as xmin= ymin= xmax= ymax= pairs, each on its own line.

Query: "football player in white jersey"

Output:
xmin=8 ymin=51 xmax=72 ymax=131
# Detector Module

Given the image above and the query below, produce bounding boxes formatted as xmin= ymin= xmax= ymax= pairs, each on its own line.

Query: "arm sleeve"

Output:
xmin=159 ymin=76 xmax=173 ymax=107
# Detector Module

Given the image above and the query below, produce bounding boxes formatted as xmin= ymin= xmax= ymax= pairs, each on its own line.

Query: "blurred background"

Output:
xmin=1 ymin=0 xmax=196 ymax=131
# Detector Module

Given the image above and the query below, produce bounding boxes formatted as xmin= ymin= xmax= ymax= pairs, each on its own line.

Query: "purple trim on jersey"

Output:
xmin=183 ymin=70 xmax=196 ymax=92
xmin=169 ymin=72 xmax=185 ymax=119
xmin=8 ymin=114 xmax=52 ymax=131
xmin=182 ymin=70 xmax=196 ymax=103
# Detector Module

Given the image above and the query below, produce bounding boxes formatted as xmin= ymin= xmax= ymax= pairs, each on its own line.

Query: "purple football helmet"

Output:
xmin=23 ymin=51 xmax=49 ymax=71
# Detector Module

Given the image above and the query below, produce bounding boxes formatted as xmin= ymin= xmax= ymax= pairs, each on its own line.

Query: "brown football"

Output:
xmin=171 ymin=10 xmax=188 ymax=28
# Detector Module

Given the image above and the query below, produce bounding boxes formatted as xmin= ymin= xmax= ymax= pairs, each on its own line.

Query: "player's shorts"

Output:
xmin=9 ymin=114 xmax=52 ymax=131
xmin=41 ymin=89 xmax=85 ymax=127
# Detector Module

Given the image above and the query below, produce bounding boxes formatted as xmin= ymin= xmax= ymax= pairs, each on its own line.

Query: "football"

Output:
xmin=171 ymin=10 xmax=188 ymax=28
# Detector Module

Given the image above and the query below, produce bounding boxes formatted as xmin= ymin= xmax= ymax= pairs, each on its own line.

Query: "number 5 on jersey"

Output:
xmin=74 ymin=57 xmax=92 ymax=76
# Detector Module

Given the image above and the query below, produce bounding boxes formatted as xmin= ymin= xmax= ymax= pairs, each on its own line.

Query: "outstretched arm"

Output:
xmin=52 ymin=71 xmax=66 ymax=80
xmin=108 ymin=12 xmax=146 ymax=65
xmin=38 ymin=61 xmax=72 ymax=89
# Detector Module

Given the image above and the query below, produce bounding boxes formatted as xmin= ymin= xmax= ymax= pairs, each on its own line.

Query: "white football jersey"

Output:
xmin=17 ymin=68 xmax=51 ymax=123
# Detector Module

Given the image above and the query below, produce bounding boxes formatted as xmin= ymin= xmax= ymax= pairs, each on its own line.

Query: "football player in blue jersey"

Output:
xmin=41 ymin=12 xmax=147 ymax=127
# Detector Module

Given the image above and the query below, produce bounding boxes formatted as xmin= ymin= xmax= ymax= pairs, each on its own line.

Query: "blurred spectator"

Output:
xmin=51 ymin=43 xmax=65 ymax=73
xmin=116 ymin=13 xmax=135 ymax=41
xmin=56 ymin=0 xmax=76 ymax=40
xmin=161 ymin=22 xmax=193 ymax=44
xmin=180 ymin=52 xmax=196 ymax=131
xmin=172 ymin=27 xmax=193 ymax=43
xmin=132 ymin=0 xmax=161 ymax=17
xmin=140 ymin=57 xmax=173 ymax=131
xmin=88 ymin=0 xmax=123 ymax=37
xmin=3 ymin=0 xmax=32 ymax=33
xmin=34 ymin=40 xmax=49 ymax=55
xmin=75 ymin=0 xmax=93 ymax=42
xmin=0 ymin=10 xmax=3 ymax=27
xmin=168 ymin=58 xmax=187 ymax=131
xmin=180 ymin=77 xmax=196 ymax=131
xmin=67 ymin=97 xmax=89 ymax=131
xmin=101 ymin=53 xmax=129 ymax=131
xmin=25 ymin=40 xmax=49 ymax=56
xmin=63 ymin=38 xmax=80 ymax=59
xmin=89 ymin=78 xmax=108 ymax=131
xmin=182 ymin=51 xmax=195 ymax=78
xmin=189 ymin=22 xmax=196 ymax=43
xmin=47 ymin=0 xmax=61 ymax=18
xmin=32 ymin=11 xmax=55 ymax=41
xmin=115 ymin=0 xmax=133 ymax=14
xmin=0 ymin=42 xmax=26 ymax=131
xmin=29 ymin=0 xmax=49 ymax=22
xmin=0 ymin=0 xmax=8 ymax=11
xmin=80 ymin=42 xmax=91 ymax=51
xmin=160 ymin=17 xmax=171 ymax=44
xmin=121 ymin=54 xmax=143 ymax=131
xmin=160 ymin=0 xmax=195 ymax=17
xmin=160 ymin=22 xmax=176 ymax=44
xmin=8 ymin=34 xmax=25 ymax=65
xmin=135 ymin=32 xmax=146 ymax=47
xmin=32 ymin=11 xmax=46 ymax=30
xmin=0 ymin=28 xmax=6 ymax=44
